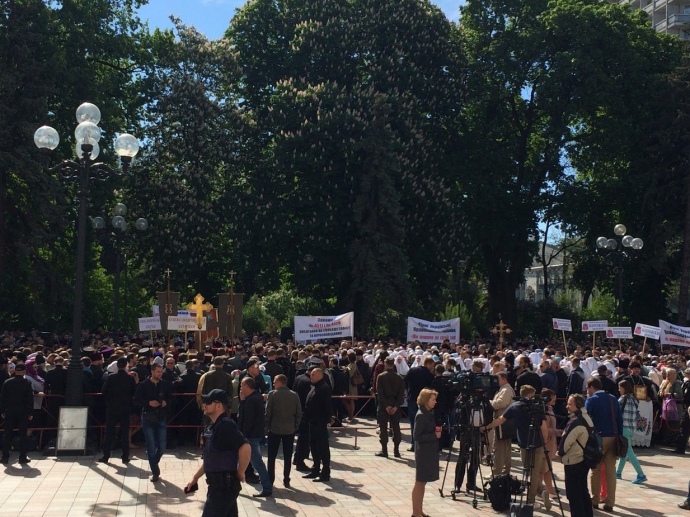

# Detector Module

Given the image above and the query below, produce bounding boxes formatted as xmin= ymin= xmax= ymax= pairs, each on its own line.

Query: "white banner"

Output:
xmin=407 ymin=317 xmax=460 ymax=343
xmin=138 ymin=316 xmax=162 ymax=332
xmin=168 ymin=315 xmax=206 ymax=331
xmin=582 ymin=320 xmax=608 ymax=332
xmin=294 ymin=312 xmax=354 ymax=341
xmin=659 ymin=319 xmax=690 ymax=347
xmin=634 ymin=323 xmax=661 ymax=340
xmin=606 ymin=327 xmax=633 ymax=339
xmin=552 ymin=318 xmax=572 ymax=332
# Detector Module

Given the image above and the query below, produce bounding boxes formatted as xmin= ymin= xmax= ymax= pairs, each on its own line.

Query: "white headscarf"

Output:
xmin=394 ymin=354 xmax=410 ymax=376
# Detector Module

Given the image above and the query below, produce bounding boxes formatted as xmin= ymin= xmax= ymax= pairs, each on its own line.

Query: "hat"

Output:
xmin=138 ymin=347 xmax=150 ymax=357
xmin=201 ymin=389 xmax=229 ymax=405
xmin=14 ymin=363 xmax=26 ymax=372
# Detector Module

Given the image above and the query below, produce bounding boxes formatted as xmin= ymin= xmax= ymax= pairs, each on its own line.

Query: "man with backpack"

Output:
xmin=558 ymin=394 xmax=595 ymax=517
xmin=585 ymin=377 xmax=623 ymax=513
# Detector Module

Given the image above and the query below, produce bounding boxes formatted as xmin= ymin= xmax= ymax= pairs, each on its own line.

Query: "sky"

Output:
xmin=137 ymin=0 xmax=465 ymax=40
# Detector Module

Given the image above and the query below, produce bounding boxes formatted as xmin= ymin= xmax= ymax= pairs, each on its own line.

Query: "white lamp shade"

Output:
xmin=632 ymin=238 xmax=644 ymax=250
xmin=614 ymin=224 xmax=626 ymax=236
xmin=113 ymin=203 xmax=127 ymax=216
xmin=75 ymin=121 xmax=101 ymax=143
xmin=75 ymin=103 xmax=101 ymax=125
xmin=135 ymin=218 xmax=148 ymax=231
xmin=34 ymin=125 xmax=60 ymax=150
xmin=596 ymin=237 xmax=608 ymax=249
xmin=111 ymin=215 xmax=125 ymax=229
xmin=114 ymin=133 xmax=139 ymax=158
xmin=75 ymin=138 xmax=100 ymax=159
xmin=606 ymin=238 xmax=617 ymax=250
xmin=91 ymin=217 xmax=105 ymax=230
xmin=622 ymin=235 xmax=633 ymax=247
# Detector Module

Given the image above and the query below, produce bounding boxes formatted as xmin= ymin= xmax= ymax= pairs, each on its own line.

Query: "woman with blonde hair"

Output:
xmin=411 ymin=388 xmax=441 ymax=517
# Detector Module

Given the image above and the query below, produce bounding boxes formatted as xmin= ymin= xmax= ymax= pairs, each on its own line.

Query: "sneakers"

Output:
xmin=631 ymin=474 xmax=647 ymax=485
xmin=542 ymin=489 xmax=552 ymax=511
xmin=18 ymin=456 xmax=30 ymax=464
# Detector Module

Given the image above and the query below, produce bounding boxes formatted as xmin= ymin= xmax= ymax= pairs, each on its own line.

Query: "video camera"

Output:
xmin=447 ymin=371 xmax=499 ymax=399
xmin=512 ymin=394 xmax=546 ymax=419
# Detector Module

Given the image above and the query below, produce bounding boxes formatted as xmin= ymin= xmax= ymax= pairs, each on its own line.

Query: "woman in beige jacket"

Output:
xmin=558 ymin=394 xmax=594 ymax=517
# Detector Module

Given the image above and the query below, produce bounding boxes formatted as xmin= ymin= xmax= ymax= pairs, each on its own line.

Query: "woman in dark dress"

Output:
xmin=412 ymin=388 xmax=441 ymax=517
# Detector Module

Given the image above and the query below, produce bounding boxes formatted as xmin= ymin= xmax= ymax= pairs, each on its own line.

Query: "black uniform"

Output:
xmin=303 ymin=379 xmax=333 ymax=480
xmin=202 ymin=415 xmax=247 ymax=517
xmin=100 ymin=368 xmax=137 ymax=462
xmin=0 ymin=374 xmax=34 ymax=461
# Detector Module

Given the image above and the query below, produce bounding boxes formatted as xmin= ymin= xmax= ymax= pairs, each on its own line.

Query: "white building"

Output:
xmin=517 ymin=243 xmax=583 ymax=308
xmin=610 ymin=0 xmax=690 ymax=39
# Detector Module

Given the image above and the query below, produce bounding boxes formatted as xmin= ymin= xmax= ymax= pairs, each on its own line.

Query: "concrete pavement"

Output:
xmin=0 ymin=419 xmax=687 ymax=516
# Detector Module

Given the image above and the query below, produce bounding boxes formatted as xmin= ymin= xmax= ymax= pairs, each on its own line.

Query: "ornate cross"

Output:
xmin=188 ymin=293 xmax=213 ymax=330
xmin=490 ymin=318 xmax=513 ymax=350
xmin=164 ymin=269 xmax=173 ymax=314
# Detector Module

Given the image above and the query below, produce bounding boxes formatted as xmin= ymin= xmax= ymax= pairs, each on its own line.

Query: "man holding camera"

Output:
xmin=481 ymin=385 xmax=550 ymax=511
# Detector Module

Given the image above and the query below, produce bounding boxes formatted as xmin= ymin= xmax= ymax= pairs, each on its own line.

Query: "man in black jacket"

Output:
xmin=302 ymin=367 xmax=333 ymax=482
xmin=292 ymin=361 xmax=312 ymax=470
xmin=405 ymin=356 xmax=434 ymax=451
xmin=238 ymin=376 xmax=272 ymax=497
xmin=100 ymin=357 xmax=137 ymax=464
xmin=515 ymin=356 xmax=542 ymax=395
xmin=0 ymin=363 xmax=34 ymax=464
xmin=134 ymin=363 xmax=172 ymax=482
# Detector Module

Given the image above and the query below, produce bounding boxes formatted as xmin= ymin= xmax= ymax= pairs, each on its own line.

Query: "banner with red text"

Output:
xmin=659 ymin=320 xmax=690 ymax=347
xmin=294 ymin=312 xmax=354 ymax=341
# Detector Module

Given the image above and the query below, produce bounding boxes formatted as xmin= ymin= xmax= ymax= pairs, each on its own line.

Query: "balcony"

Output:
xmin=668 ymin=14 xmax=690 ymax=29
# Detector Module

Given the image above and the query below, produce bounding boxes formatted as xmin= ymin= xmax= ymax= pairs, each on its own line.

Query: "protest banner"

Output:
xmin=582 ymin=319 xmax=608 ymax=348
xmin=634 ymin=323 xmax=661 ymax=354
xmin=606 ymin=327 xmax=633 ymax=339
xmin=138 ymin=316 xmax=162 ymax=332
xmin=406 ymin=317 xmax=460 ymax=344
xmin=294 ymin=312 xmax=354 ymax=341
xmin=553 ymin=318 xmax=572 ymax=353
xmin=659 ymin=320 xmax=690 ymax=348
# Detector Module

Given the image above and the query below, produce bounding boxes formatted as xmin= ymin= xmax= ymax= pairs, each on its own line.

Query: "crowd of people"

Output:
xmin=0 ymin=329 xmax=689 ymax=516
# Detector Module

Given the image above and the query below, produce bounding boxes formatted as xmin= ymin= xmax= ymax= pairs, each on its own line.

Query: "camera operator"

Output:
xmin=481 ymin=385 xmax=550 ymax=511
xmin=490 ymin=371 xmax=515 ymax=476
xmin=430 ymin=364 xmax=453 ymax=449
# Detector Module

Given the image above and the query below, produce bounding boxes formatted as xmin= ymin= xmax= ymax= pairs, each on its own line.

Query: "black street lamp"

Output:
xmin=595 ymin=224 xmax=644 ymax=326
xmin=92 ymin=203 xmax=148 ymax=334
xmin=34 ymin=102 xmax=139 ymax=406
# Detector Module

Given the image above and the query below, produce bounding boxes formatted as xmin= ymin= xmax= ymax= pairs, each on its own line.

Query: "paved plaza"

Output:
xmin=0 ymin=419 xmax=687 ymax=517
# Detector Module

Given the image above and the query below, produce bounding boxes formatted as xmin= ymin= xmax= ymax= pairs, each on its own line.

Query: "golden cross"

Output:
xmin=187 ymin=293 xmax=213 ymax=330
xmin=165 ymin=269 xmax=172 ymax=278
xmin=490 ymin=319 xmax=513 ymax=350
xmin=229 ymin=270 xmax=236 ymax=287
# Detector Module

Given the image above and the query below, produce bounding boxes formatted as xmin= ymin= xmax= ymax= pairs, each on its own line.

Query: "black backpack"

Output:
xmin=485 ymin=474 xmax=511 ymax=511
xmin=576 ymin=417 xmax=604 ymax=469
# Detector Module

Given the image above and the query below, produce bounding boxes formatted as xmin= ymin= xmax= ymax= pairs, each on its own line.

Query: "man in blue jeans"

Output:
xmin=238 ymin=376 xmax=272 ymax=497
xmin=134 ymin=363 xmax=172 ymax=482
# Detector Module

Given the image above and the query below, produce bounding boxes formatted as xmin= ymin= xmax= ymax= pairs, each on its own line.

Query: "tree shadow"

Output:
xmin=329 ymin=459 xmax=364 ymax=472
xmin=318 ymin=478 xmax=371 ymax=500
xmin=638 ymin=483 xmax=686 ymax=498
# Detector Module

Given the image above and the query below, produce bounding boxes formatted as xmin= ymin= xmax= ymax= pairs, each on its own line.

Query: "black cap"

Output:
xmin=82 ymin=346 xmax=95 ymax=354
xmin=138 ymin=347 xmax=151 ymax=357
xmin=201 ymin=389 xmax=229 ymax=405
xmin=14 ymin=363 xmax=26 ymax=371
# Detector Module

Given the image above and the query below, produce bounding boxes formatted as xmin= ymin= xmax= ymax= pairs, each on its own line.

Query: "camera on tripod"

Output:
xmin=447 ymin=371 xmax=499 ymax=400
xmin=512 ymin=395 xmax=546 ymax=419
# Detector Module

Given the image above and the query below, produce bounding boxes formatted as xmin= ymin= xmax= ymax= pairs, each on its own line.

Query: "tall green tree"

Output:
xmin=457 ymin=0 xmax=682 ymax=327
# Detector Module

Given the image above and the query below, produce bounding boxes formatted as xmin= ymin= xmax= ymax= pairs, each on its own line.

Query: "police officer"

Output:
xmin=0 ymin=362 xmax=34 ymax=464
xmin=186 ymin=389 xmax=250 ymax=517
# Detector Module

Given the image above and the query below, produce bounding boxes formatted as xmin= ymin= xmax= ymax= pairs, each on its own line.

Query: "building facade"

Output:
xmin=611 ymin=0 xmax=690 ymax=39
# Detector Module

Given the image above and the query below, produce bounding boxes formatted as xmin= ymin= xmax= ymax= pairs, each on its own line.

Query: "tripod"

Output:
xmin=513 ymin=406 xmax=565 ymax=517
xmin=439 ymin=394 xmax=490 ymax=508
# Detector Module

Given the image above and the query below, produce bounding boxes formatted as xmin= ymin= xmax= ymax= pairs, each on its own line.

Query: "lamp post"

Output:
xmin=92 ymin=203 xmax=148 ymax=334
xmin=595 ymin=224 xmax=644 ymax=326
xmin=34 ymin=102 xmax=139 ymax=406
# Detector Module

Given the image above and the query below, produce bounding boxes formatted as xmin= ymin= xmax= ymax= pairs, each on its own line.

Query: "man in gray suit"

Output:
xmin=265 ymin=374 xmax=302 ymax=487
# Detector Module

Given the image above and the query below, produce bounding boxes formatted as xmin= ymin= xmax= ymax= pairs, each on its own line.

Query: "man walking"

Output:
xmin=100 ymin=357 xmax=136 ymax=464
xmin=375 ymin=357 xmax=405 ymax=458
xmin=134 ymin=363 xmax=172 ymax=482
xmin=186 ymin=389 xmax=251 ymax=517
xmin=238 ymin=377 xmax=272 ymax=497
xmin=585 ymin=377 xmax=623 ymax=512
xmin=0 ymin=363 xmax=33 ymax=464
xmin=265 ymin=374 xmax=301 ymax=487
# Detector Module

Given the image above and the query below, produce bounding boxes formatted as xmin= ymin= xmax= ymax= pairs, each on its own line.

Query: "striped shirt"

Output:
xmin=619 ymin=394 xmax=638 ymax=432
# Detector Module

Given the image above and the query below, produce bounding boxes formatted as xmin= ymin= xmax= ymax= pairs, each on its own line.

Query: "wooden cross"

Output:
xmin=187 ymin=293 xmax=213 ymax=330
xmin=490 ymin=318 xmax=513 ymax=350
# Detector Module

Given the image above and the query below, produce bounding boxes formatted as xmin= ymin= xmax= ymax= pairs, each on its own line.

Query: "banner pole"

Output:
xmin=618 ymin=338 xmax=621 ymax=352
xmin=641 ymin=336 xmax=648 ymax=356
xmin=562 ymin=330 xmax=568 ymax=356
xmin=592 ymin=331 xmax=596 ymax=349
